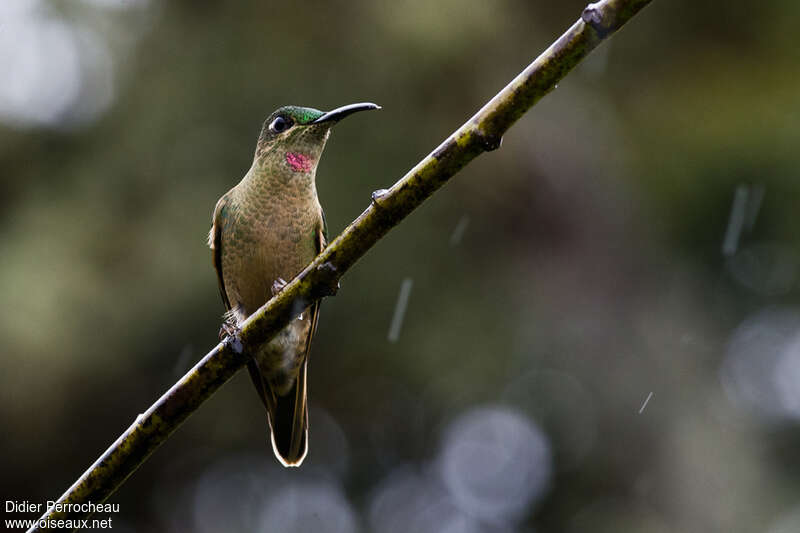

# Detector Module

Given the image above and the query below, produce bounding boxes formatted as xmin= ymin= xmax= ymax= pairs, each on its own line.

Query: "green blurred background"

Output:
xmin=3 ymin=0 xmax=800 ymax=531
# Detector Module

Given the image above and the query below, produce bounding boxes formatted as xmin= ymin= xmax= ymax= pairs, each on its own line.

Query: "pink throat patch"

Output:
xmin=286 ymin=152 xmax=313 ymax=172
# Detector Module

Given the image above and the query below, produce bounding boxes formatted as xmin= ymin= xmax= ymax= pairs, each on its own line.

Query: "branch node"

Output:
xmin=582 ymin=3 xmax=609 ymax=36
xmin=371 ymin=189 xmax=390 ymax=208
xmin=315 ymin=261 xmax=341 ymax=296
xmin=479 ymin=131 xmax=503 ymax=152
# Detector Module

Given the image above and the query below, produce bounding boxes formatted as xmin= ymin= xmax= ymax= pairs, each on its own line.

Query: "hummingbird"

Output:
xmin=209 ymin=102 xmax=380 ymax=466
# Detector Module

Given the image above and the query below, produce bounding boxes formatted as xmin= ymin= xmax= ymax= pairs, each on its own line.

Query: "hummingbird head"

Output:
xmin=254 ymin=103 xmax=380 ymax=175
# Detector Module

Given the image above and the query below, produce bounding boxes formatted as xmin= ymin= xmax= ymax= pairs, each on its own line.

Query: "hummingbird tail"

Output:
xmin=247 ymin=360 xmax=309 ymax=467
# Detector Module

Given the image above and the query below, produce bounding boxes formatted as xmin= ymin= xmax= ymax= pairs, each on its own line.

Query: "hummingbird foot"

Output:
xmin=219 ymin=317 xmax=243 ymax=354
xmin=315 ymin=261 xmax=340 ymax=296
xmin=371 ymin=188 xmax=390 ymax=208
xmin=271 ymin=277 xmax=288 ymax=296
xmin=218 ymin=313 xmax=241 ymax=341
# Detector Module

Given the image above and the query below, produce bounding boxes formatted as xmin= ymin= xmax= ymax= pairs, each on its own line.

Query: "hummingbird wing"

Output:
xmin=211 ymin=194 xmax=291 ymax=460
xmin=305 ymin=210 xmax=327 ymax=347
xmin=209 ymin=194 xmax=232 ymax=311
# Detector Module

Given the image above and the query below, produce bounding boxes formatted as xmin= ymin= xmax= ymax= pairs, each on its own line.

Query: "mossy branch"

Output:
xmin=28 ymin=1 xmax=653 ymax=530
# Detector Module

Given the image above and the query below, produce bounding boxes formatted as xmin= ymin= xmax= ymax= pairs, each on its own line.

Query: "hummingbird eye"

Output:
xmin=269 ymin=116 xmax=293 ymax=134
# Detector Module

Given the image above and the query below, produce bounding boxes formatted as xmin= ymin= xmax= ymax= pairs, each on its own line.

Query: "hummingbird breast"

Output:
xmin=221 ymin=178 xmax=321 ymax=319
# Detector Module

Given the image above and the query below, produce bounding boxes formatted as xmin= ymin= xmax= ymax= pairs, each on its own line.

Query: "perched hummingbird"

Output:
xmin=209 ymin=103 xmax=380 ymax=466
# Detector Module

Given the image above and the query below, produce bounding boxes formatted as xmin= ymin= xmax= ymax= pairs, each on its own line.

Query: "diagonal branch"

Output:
xmin=28 ymin=0 xmax=653 ymax=530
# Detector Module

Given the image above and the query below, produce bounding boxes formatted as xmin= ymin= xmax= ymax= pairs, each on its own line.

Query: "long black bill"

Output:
xmin=312 ymin=102 xmax=381 ymax=124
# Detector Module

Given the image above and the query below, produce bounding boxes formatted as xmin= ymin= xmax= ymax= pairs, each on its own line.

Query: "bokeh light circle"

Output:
xmin=437 ymin=405 xmax=552 ymax=524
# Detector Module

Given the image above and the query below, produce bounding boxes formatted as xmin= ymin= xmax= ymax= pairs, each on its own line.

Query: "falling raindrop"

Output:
xmin=638 ymin=391 xmax=653 ymax=414
xmin=449 ymin=215 xmax=470 ymax=246
xmin=721 ymin=185 xmax=749 ymax=256
xmin=744 ymin=183 xmax=764 ymax=231
xmin=388 ymin=278 xmax=413 ymax=343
